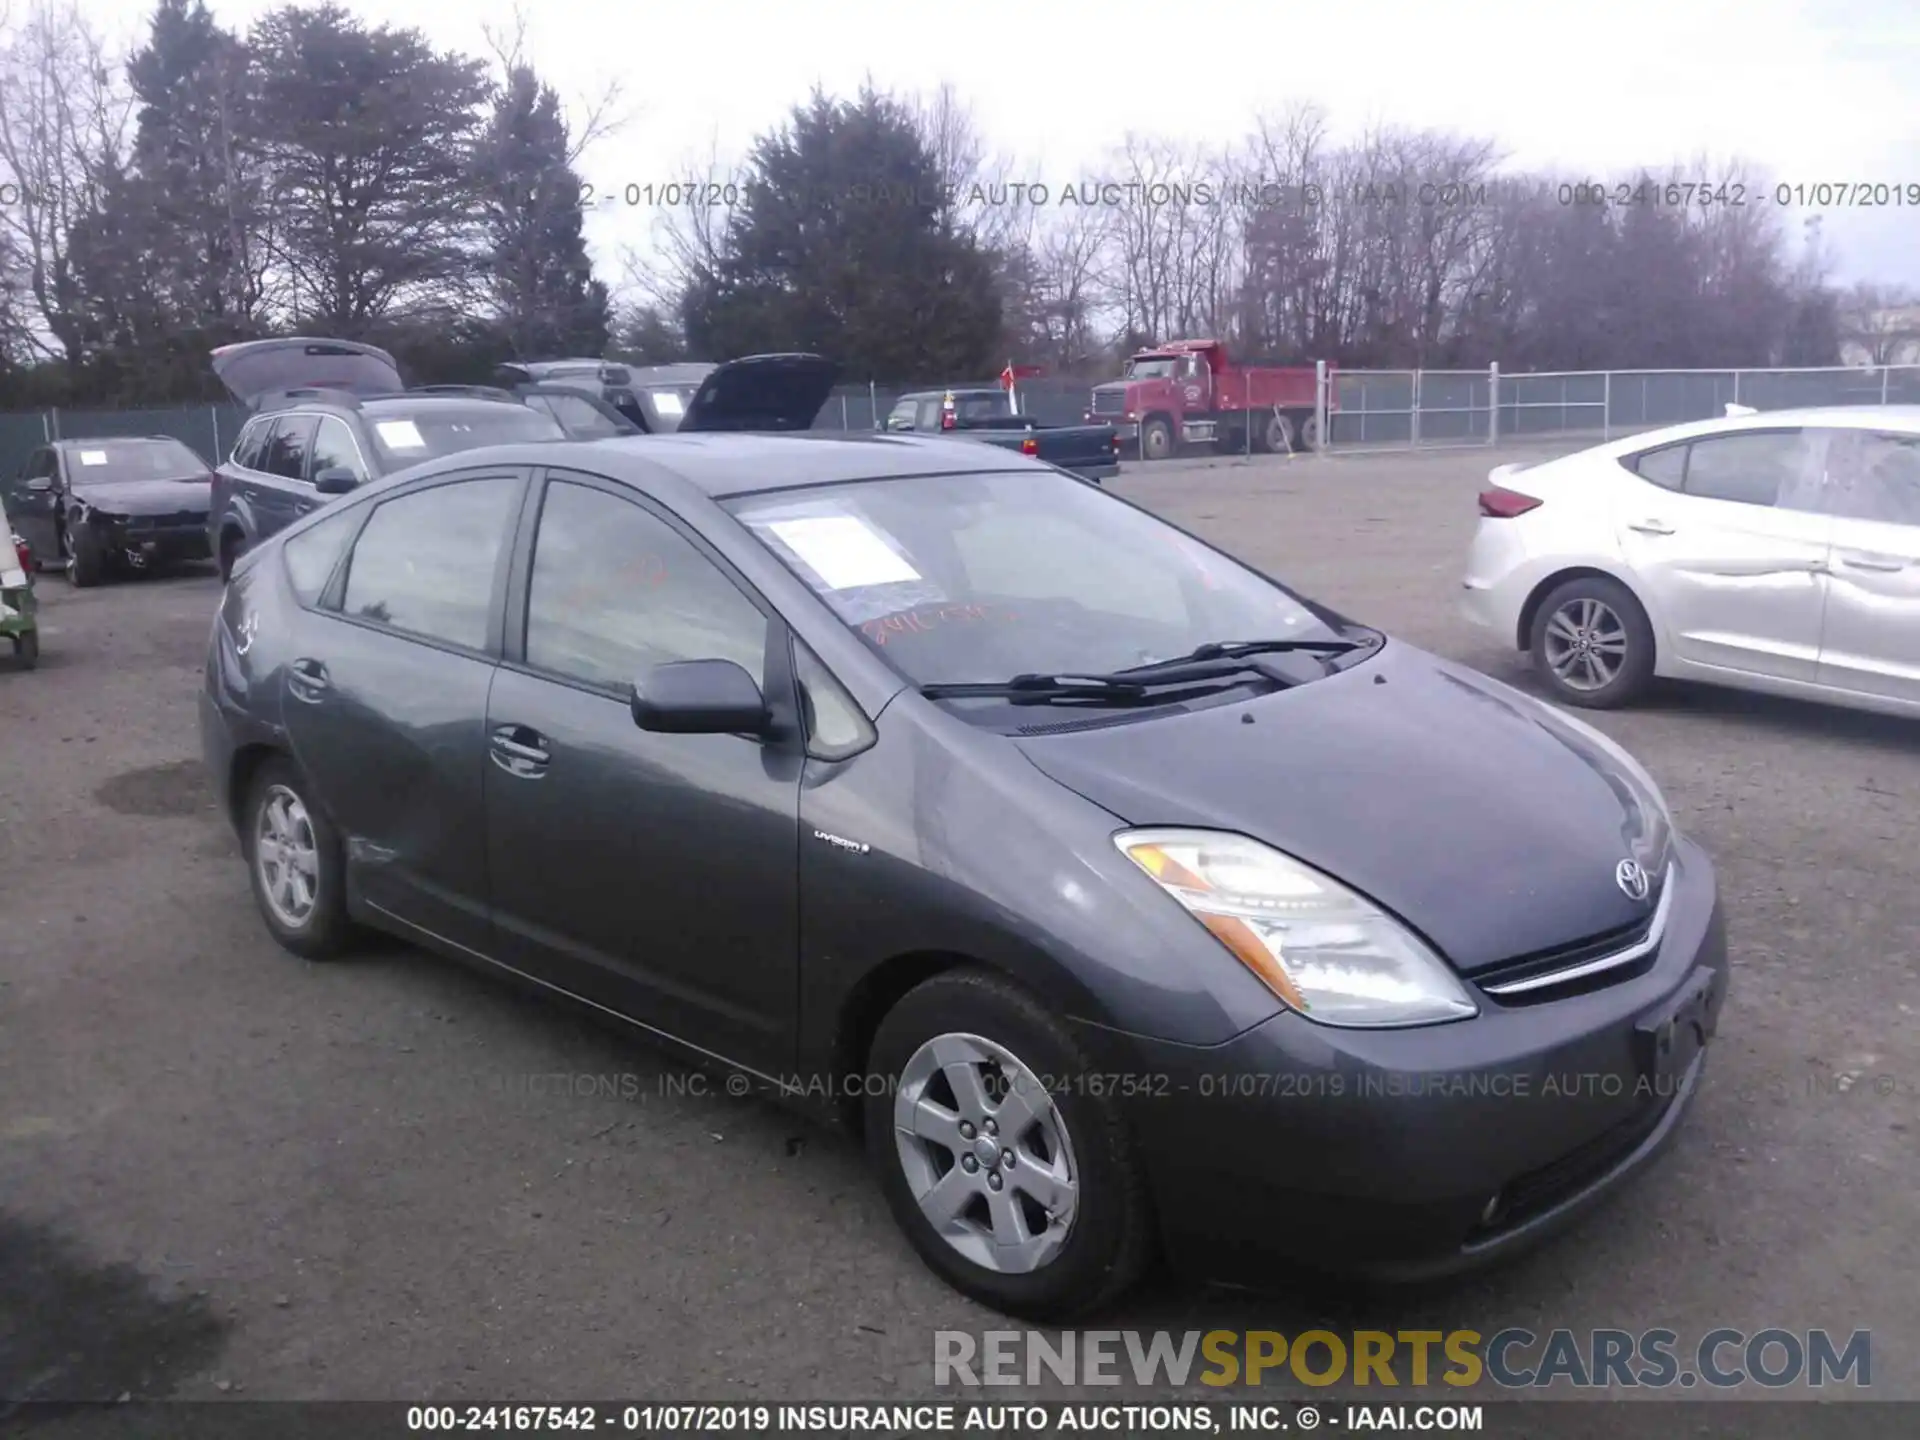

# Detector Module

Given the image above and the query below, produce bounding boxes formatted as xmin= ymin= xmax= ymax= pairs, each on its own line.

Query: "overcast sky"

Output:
xmin=100 ymin=0 xmax=1920 ymax=288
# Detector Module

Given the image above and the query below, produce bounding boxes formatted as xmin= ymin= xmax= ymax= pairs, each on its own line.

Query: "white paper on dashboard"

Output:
xmin=78 ymin=450 xmax=109 ymax=465
xmin=651 ymin=391 xmax=685 ymax=416
xmin=767 ymin=516 xmax=921 ymax=590
xmin=375 ymin=420 xmax=426 ymax=449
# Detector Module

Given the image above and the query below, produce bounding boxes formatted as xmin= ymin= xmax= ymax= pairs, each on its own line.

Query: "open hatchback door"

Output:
xmin=211 ymin=337 xmax=404 ymax=408
xmin=675 ymin=353 xmax=838 ymax=432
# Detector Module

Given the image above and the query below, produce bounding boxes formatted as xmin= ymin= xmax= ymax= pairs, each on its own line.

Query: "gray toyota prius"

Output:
xmin=199 ymin=373 xmax=1729 ymax=1319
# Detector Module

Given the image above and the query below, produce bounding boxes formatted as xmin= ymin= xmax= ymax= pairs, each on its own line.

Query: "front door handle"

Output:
xmin=490 ymin=724 xmax=551 ymax=777
xmin=1837 ymin=553 xmax=1904 ymax=573
xmin=1629 ymin=519 xmax=1675 ymax=536
xmin=287 ymin=657 xmax=330 ymax=701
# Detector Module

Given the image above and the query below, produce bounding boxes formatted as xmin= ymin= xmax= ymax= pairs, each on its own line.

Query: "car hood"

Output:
xmin=675 ymin=353 xmax=838 ymax=432
xmin=1012 ymin=645 xmax=1670 ymax=974
xmin=211 ymin=337 xmax=403 ymax=407
xmin=72 ymin=477 xmax=213 ymax=516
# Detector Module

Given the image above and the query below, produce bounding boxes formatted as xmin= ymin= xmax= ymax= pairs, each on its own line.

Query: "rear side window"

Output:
xmin=1629 ymin=445 xmax=1687 ymax=490
xmin=340 ymin=475 xmax=521 ymax=650
xmin=282 ymin=507 xmax=362 ymax=605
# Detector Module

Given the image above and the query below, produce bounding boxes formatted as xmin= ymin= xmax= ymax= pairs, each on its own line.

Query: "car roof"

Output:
xmin=387 ymin=431 xmax=1038 ymax=500
xmin=243 ymin=395 xmax=532 ymax=423
xmin=50 ymin=435 xmax=194 ymax=448
xmin=1616 ymin=404 xmax=1920 ymax=449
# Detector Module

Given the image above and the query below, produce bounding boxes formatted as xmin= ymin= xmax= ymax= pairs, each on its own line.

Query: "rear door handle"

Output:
xmin=1629 ymin=520 xmax=1675 ymax=536
xmin=1838 ymin=553 xmax=1904 ymax=573
xmin=287 ymin=657 xmax=330 ymax=702
xmin=490 ymin=724 xmax=551 ymax=777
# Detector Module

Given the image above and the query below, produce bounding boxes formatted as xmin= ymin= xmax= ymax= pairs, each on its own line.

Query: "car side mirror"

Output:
xmin=630 ymin=658 xmax=769 ymax=735
xmin=24 ymin=477 xmax=52 ymax=492
xmin=313 ymin=467 xmax=359 ymax=495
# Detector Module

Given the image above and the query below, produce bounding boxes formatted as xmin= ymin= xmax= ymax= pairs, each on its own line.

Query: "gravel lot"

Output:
xmin=3 ymin=440 xmax=1917 ymax=1413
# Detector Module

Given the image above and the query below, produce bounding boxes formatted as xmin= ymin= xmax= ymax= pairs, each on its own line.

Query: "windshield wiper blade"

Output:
xmin=1116 ymin=636 xmax=1370 ymax=675
xmin=920 ymin=672 xmax=1153 ymax=703
xmin=920 ymin=657 xmax=1308 ymax=704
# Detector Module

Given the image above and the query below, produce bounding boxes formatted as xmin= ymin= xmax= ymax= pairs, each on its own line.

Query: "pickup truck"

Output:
xmin=1085 ymin=339 xmax=1330 ymax=460
xmin=885 ymin=388 xmax=1121 ymax=482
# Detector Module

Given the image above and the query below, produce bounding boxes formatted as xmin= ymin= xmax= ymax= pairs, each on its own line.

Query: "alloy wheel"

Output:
xmin=892 ymin=1032 xmax=1079 ymax=1274
xmin=255 ymin=784 xmax=321 ymax=928
xmin=1543 ymin=597 xmax=1629 ymax=691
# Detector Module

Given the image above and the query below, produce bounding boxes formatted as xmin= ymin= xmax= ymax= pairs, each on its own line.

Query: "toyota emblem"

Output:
xmin=1615 ymin=859 xmax=1650 ymax=901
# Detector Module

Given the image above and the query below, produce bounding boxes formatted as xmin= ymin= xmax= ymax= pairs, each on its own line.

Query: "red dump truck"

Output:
xmin=1084 ymin=339 xmax=1330 ymax=460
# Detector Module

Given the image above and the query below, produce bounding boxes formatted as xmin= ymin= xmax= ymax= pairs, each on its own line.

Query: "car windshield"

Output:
xmin=64 ymin=438 xmax=207 ymax=484
xmin=1126 ymin=358 xmax=1179 ymax=378
xmin=727 ymin=469 xmax=1349 ymax=691
xmin=642 ymin=385 xmax=700 ymax=426
xmin=363 ymin=406 xmax=564 ymax=467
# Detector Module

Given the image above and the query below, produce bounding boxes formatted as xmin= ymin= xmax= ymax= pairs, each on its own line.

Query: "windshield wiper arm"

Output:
xmin=1116 ymin=637 xmax=1371 ymax=675
xmin=920 ymin=656 xmax=1309 ymax=704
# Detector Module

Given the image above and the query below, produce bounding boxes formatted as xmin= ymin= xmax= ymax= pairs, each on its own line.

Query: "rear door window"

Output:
xmin=1679 ymin=430 xmax=1821 ymax=511
xmin=232 ymin=419 xmax=272 ymax=471
xmin=261 ymin=416 xmax=318 ymax=482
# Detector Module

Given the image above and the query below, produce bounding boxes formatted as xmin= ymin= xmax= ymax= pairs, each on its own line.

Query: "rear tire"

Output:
xmin=1261 ymin=411 xmax=1294 ymax=453
xmin=242 ymin=758 xmax=354 ymax=960
xmin=864 ymin=969 xmax=1154 ymax=1320
xmin=1296 ymin=412 xmax=1320 ymax=449
xmin=67 ymin=524 xmax=104 ymax=588
xmin=1529 ymin=575 xmax=1655 ymax=709
xmin=1140 ymin=418 xmax=1174 ymax=462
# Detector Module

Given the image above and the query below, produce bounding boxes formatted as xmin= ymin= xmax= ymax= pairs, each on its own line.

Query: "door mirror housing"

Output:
xmin=630 ymin=658 xmax=769 ymax=735
xmin=24 ymin=477 xmax=52 ymax=493
xmin=313 ymin=467 xmax=359 ymax=495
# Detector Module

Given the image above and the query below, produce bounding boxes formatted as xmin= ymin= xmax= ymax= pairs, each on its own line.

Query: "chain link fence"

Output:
xmin=1326 ymin=364 xmax=1920 ymax=450
xmin=7 ymin=366 xmax=1920 ymax=480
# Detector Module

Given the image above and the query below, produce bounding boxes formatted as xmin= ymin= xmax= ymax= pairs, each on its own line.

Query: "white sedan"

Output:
xmin=1461 ymin=405 xmax=1920 ymax=715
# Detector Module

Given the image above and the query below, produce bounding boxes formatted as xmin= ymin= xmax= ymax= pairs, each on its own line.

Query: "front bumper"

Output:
xmin=115 ymin=523 xmax=214 ymax=568
xmin=1098 ymin=834 xmax=1729 ymax=1286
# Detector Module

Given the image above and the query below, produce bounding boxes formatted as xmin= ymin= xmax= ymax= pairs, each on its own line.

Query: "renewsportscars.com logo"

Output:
xmin=934 ymin=1328 xmax=1872 ymax=1390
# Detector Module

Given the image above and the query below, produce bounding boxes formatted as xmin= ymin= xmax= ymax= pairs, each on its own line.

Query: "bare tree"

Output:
xmin=479 ymin=1 xmax=631 ymax=167
xmin=617 ymin=131 xmax=744 ymax=322
xmin=1839 ymin=280 xmax=1920 ymax=365
xmin=0 ymin=0 xmax=133 ymax=367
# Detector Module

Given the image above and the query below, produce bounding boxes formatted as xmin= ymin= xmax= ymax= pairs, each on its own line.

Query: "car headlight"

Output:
xmin=1115 ymin=828 xmax=1478 ymax=1028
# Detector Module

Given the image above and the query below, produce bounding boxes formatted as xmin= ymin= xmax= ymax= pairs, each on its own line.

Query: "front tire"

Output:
xmin=66 ymin=524 xmax=104 ymax=588
xmin=864 ymin=969 xmax=1154 ymax=1320
xmin=242 ymin=758 xmax=353 ymax=960
xmin=1139 ymin=418 xmax=1174 ymax=462
xmin=1529 ymin=575 xmax=1655 ymax=709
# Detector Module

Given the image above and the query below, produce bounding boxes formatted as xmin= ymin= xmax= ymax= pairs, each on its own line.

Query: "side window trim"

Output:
xmin=500 ymin=467 xmax=801 ymax=736
xmin=325 ymin=467 xmax=531 ymax=659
